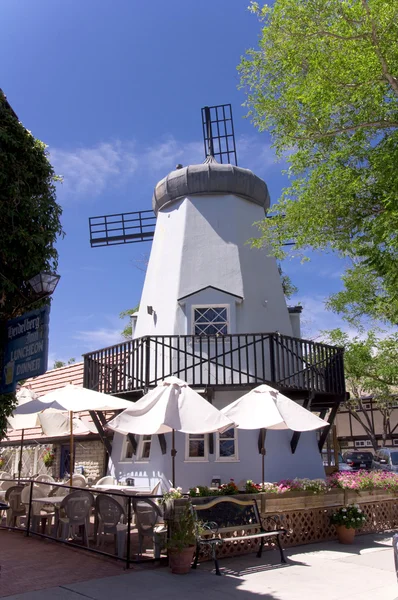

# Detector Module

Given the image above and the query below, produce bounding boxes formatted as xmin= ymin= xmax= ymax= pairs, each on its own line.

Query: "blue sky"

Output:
xmin=2 ymin=0 xmax=350 ymax=367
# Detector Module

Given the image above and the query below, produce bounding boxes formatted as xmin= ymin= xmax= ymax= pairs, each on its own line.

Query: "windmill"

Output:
xmin=88 ymin=104 xmax=291 ymax=249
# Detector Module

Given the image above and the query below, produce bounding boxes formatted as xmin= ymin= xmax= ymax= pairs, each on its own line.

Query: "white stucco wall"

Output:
xmin=133 ymin=194 xmax=292 ymax=338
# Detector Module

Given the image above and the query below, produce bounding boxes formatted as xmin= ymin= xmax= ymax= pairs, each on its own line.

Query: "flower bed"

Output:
xmin=164 ymin=473 xmax=398 ymax=556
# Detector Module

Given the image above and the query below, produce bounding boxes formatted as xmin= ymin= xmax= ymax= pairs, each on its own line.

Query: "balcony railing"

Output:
xmin=83 ymin=333 xmax=345 ymax=399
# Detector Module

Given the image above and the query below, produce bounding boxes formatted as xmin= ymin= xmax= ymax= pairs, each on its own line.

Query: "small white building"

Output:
xmin=85 ymin=158 xmax=345 ymax=490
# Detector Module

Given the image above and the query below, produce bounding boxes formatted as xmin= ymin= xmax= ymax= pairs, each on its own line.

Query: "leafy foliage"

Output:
xmin=324 ymin=328 xmax=398 ymax=449
xmin=239 ymin=0 xmax=398 ymax=324
xmin=166 ymin=503 xmax=199 ymax=552
xmin=119 ymin=305 xmax=139 ymax=339
xmin=330 ymin=504 xmax=366 ymax=529
xmin=0 ymin=90 xmax=63 ymax=440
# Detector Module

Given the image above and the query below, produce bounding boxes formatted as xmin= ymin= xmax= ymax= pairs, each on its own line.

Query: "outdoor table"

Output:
xmin=90 ymin=485 xmax=150 ymax=495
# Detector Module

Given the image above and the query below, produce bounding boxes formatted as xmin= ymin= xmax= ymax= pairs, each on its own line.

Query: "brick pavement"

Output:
xmin=0 ymin=530 xmax=129 ymax=597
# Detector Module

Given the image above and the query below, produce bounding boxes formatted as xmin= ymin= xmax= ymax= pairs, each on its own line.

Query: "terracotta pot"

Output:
xmin=168 ymin=546 xmax=195 ymax=574
xmin=336 ymin=525 xmax=356 ymax=544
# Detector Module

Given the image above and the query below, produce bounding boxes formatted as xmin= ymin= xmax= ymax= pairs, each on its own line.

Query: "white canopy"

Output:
xmin=9 ymin=387 xmax=98 ymax=436
xmin=107 ymin=376 xmax=233 ymax=435
xmin=221 ymin=384 xmax=328 ymax=431
xmin=36 ymin=383 xmax=133 ymax=412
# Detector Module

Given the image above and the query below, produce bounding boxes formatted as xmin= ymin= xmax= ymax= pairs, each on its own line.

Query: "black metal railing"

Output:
xmin=0 ymin=478 xmax=164 ymax=569
xmin=83 ymin=333 xmax=345 ymax=397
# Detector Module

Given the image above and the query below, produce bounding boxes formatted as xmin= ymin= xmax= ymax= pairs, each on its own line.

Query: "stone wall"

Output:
xmin=51 ymin=439 xmax=106 ymax=483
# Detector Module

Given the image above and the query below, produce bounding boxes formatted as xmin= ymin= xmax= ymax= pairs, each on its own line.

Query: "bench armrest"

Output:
xmin=200 ymin=521 xmax=220 ymax=537
xmin=261 ymin=514 xmax=285 ymax=531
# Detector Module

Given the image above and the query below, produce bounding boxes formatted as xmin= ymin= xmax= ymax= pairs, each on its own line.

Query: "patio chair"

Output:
xmin=35 ymin=474 xmax=55 ymax=484
xmin=5 ymin=485 xmax=25 ymax=527
xmin=57 ymin=490 xmax=94 ymax=546
xmin=133 ymin=498 xmax=167 ymax=559
xmin=0 ymin=472 xmax=12 ymax=480
xmin=49 ymin=485 xmax=69 ymax=498
xmin=94 ymin=476 xmax=116 ymax=487
xmin=21 ymin=485 xmax=55 ymax=534
xmin=68 ymin=474 xmax=87 ymax=488
xmin=0 ymin=480 xmax=16 ymax=492
xmin=95 ymin=494 xmax=127 ymax=557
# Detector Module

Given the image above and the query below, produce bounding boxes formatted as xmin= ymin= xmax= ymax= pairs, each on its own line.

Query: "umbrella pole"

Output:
xmin=171 ymin=429 xmax=176 ymax=487
xmin=69 ymin=412 xmax=74 ymax=487
xmin=259 ymin=428 xmax=266 ymax=486
xmin=18 ymin=429 xmax=24 ymax=483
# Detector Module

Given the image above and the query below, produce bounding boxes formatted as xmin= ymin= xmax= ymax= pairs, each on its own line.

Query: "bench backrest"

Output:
xmin=193 ymin=497 xmax=261 ymax=531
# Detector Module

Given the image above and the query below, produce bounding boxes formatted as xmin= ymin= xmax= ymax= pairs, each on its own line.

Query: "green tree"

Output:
xmin=53 ymin=358 xmax=76 ymax=369
xmin=239 ymin=0 xmax=398 ymax=326
xmin=120 ymin=305 xmax=139 ymax=340
xmin=325 ymin=329 xmax=398 ymax=450
xmin=0 ymin=90 xmax=63 ymax=439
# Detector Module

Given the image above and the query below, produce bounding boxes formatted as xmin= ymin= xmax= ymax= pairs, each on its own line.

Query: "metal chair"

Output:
xmin=133 ymin=498 xmax=167 ymax=559
xmin=94 ymin=476 xmax=116 ymax=487
xmin=57 ymin=490 xmax=94 ymax=546
xmin=5 ymin=485 xmax=25 ymax=527
xmin=95 ymin=494 xmax=127 ymax=557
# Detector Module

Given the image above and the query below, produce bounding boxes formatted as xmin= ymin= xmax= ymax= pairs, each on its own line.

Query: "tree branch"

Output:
xmin=361 ymin=0 xmax=398 ymax=98
xmin=295 ymin=120 xmax=398 ymax=140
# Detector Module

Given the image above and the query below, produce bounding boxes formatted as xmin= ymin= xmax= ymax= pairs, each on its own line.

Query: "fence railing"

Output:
xmin=0 ymin=478 xmax=165 ymax=569
xmin=83 ymin=333 xmax=345 ymax=397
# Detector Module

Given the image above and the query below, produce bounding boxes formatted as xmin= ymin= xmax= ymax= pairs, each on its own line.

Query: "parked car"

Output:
xmin=372 ymin=448 xmax=398 ymax=473
xmin=338 ymin=454 xmax=355 ymax=472
xmin=342 ymin=451 xmax=373 ymax=470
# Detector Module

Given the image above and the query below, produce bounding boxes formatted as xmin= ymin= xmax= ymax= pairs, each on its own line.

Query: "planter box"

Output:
xmin=264 ymin=490 xmax=344 ymax=513
xmin=344 ymin=489 xmax=397 ymax=504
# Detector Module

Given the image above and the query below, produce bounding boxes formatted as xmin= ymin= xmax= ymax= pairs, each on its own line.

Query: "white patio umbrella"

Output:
xmin=221 ymin=384 xmax=329 ymax=483
xmin=10 ymin=384 xmax=133 ymax=485
xmin=107 ymin=376 xmax=234 ymax=485
xmin=10 ymin=388 xmax=96 ymax=482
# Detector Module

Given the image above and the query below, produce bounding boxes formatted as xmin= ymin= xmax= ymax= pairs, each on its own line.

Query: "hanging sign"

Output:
xmin=1 ymin=306 xmax=50 ymax=394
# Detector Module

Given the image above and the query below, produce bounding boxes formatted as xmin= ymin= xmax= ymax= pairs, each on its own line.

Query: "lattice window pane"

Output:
xmin=193 ymin=306 xmax=228 ymax=336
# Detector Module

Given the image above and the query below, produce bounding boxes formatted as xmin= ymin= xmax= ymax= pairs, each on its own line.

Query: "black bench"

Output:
xmin=192 ymin=497 xmax=287 ymax=576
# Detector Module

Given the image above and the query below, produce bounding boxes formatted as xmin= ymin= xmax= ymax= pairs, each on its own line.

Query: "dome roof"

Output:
xmin=152 ymin=156 xmax=270 ymax=215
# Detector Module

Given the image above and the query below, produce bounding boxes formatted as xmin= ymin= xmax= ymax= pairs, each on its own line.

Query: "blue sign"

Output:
xmin=1 ymin=306 xmax=50 ymax=394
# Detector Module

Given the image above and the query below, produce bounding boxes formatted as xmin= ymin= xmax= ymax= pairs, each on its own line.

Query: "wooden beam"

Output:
xmin=89 ymin=411 xmax=113 ymax=455
xmin=158 ymin=434 xmax=167 ymax=455
xmin=290 ymin=394 xmax=313 ymax=454
xmin=318 ymin=400 xmax=341 ymax=452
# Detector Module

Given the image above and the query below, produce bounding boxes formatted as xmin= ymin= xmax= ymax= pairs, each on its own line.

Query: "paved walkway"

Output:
xmin=1 ymin=532 xmax=397 ymax=600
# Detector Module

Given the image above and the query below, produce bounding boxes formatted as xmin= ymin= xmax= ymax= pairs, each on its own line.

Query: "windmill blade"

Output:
xmin=89 ymin=210 xmax=156 ymax=247
xmin=201 ymin=104 xmax=238 ymax=165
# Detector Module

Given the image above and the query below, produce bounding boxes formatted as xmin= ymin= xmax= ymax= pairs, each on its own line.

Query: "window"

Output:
xmin=185 ymin=434 xmax=208 ymax=461
xmin=137 ymin=435 xmax=152 ymax=461
xmin=121 ymin=436 xmax=134 ymax=461
xmin=393 ymin=439 xmax=398 ymax=447
xmin=354 ymin=440 xmax=372 ymax=448
xmin=216 ymin=427 xmax=238 ymax=461
xmin=193 ymin=306 xmax=228 ymax=336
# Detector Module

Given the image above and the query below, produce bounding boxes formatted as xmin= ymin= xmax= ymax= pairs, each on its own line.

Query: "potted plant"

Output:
xmin=166 ymin=503 xmax=200 ymax=574
xmin=42 ymin=447 xmax=55 ymax=468
xmin=330 ymin=504 xmax=367 ymax=544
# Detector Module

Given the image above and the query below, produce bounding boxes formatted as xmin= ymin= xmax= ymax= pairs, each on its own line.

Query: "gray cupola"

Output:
xmin=152 ymin=156 xmax=270 ymax=215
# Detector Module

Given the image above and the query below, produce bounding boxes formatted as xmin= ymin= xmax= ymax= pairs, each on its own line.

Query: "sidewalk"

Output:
xmin=2 ymin=533 xmax=397 ymax=600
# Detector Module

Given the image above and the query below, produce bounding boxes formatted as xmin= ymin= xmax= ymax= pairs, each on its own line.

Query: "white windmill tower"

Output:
xmin=86 ymin=106 xmax=345 ymax=488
